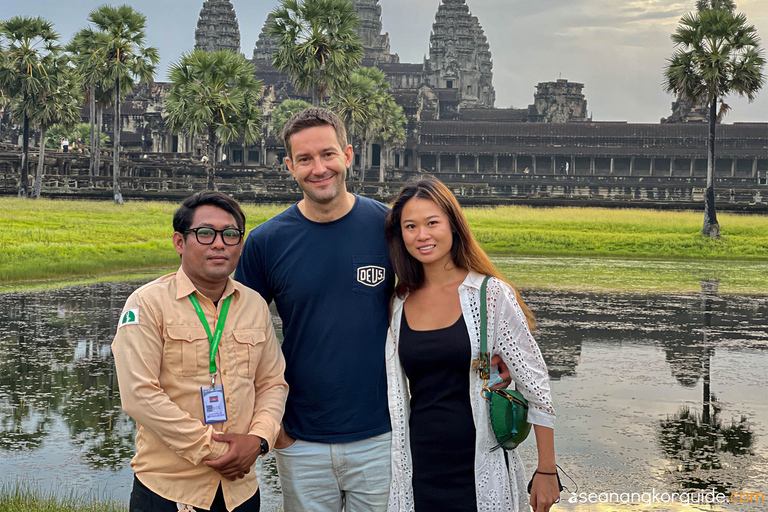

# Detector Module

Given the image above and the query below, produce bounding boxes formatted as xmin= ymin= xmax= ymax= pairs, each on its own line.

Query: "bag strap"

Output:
xmin=479 ymin=276 xmax=491 ymax=385
xmin=480 ymin=275 xmax=490 ymax=354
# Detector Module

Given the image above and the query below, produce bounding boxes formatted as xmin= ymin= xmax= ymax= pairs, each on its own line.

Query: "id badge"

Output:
xmin=201 ymin=386 xmax=227 ymax=424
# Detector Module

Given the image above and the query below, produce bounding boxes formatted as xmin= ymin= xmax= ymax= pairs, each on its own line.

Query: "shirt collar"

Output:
xmin=174 ymin=266 xmax=239 ymax=302
xmin=461 ymin=270 xmax=487 ymax=290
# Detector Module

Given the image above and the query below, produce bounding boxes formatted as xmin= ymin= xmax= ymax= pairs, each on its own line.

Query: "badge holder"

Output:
xmin=201 ymin=374 xmax=228 ymax=424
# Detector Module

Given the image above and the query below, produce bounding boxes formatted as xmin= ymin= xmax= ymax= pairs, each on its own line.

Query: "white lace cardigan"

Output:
xmin=386 ymin=271 xmax=556 ymax=512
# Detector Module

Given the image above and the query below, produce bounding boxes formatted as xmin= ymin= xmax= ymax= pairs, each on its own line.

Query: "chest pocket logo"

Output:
xmin=357 ymin=265 xmax=386 ymax=287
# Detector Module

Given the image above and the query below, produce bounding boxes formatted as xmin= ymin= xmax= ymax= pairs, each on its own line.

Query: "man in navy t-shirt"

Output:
xmin=235 ymin=108 xmax=394 ymax=511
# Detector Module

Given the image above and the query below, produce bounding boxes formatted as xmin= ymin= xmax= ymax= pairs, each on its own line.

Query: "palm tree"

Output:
xmin=29 ymin=56 xmax=82 ymax=198
xmin=330 ymin=66 xmax=391 ymax=181
xmin=376 ymin=97 xmax=407 ymax=182
xmin=85 ymin=4 xmax=159 ymax=204
xmin=663 ymin=1 xmax=765 ymax=238
xmin=165 ymin=49 xmax=263 ymax=190
xmin=269 ymin=0 xmax=363 ymax=107
xmin=67 ymin=28 xmax=111 ymax=179
xmin=0 ymin=16 xmax=60 ymax=198
xmin=270 ymin=98 xmax=312 ymax=139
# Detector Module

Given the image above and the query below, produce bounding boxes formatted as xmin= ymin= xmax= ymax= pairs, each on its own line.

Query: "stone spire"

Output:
xmin=253 ymin=14 xmax=280 ymax=61
xmin=426 ymin=0 xmax=495 ymax=108
xmin=350 ymin=0 xmax=398 ymax=64
xmin=527 ymin=79 xmax=589 ymax=123
xmin=661 ymin=96 xmax=709 ymax=124
xmin=194 ymin=0 xmax=241 ymax=54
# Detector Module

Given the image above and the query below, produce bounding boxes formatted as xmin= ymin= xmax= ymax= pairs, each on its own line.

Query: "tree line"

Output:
xmin=0 ymin=0 xmax=407 ymax=203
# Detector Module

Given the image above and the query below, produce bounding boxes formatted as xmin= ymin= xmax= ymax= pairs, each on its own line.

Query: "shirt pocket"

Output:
xmin=352 ymin=255 xmax=390 ymax=296
xmin=232 ymin=329 xmax=266 ymax=378
xmin=163 ymin=325 xmax=209 ymax=377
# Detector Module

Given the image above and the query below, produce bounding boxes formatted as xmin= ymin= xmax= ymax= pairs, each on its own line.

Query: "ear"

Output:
xmin=173 ymin=231 xmax=185 ymax=256
xmin=343 ymin=144 xmax=354 ymax=168
xmin=285 ymin=156 xmax=296 ymax=179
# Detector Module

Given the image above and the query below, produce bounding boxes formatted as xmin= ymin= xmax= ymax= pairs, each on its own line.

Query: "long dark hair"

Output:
xmin=385 ymin=174 xmax=536 ymax=330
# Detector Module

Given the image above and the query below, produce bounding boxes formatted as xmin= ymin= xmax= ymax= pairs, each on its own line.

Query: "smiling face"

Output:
xmin=285 ymin=125 xmax=354 ymax=208
xmin=173 ymin=205 xmax=242 ymax=292
xmin=400 ymin=197 xmax=455 ymax=269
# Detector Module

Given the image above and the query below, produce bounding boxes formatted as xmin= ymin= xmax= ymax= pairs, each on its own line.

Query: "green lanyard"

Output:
xmin=189 ymin=293 xmax=231 ymax=385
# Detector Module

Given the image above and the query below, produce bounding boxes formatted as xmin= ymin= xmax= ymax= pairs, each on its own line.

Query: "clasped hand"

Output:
xmin=205 ymin=433 xmax=262 ymax=481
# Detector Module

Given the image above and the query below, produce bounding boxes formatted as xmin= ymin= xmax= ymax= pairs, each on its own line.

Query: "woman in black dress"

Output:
xmin=384 ymin=175 xmax=560 ymax=512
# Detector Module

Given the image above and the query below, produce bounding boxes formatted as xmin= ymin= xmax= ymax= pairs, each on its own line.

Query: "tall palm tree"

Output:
xmin=85 ymin=4 xmax=159 ymax=204
xmin=0 ymin=16 xmax=60 ymax=198
xmin=270 ymin=0 xmax=363 ymax=107
xmin=29 ymin=56 xmax=82 ymax=198
xmin=376 ymin=97 xmax=407 ymax=182
xmin=165 ymin=49 xmax=263 ymax=190
xmin=67 ymin=28 xmax=111 ymax=179
xmin=664 ymin=1 xmax=765 ymax=238
xmin=330 ymin=66 xmax=391 ymax=181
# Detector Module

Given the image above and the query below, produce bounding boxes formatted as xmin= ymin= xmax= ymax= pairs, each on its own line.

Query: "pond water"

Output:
xmin=0 ymin=279 xmax=766 ymax=511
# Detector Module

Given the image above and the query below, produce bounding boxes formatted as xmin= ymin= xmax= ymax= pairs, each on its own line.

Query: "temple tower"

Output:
xmin=661 ymin=96 xmax=709 ymax=123
xmin=195 ymin=0 xmax=241 ymax=54
xmin=351 ymin=0 xmax=398 ymax=64
xmin=527 ymin=79 xmax=589 ymax=123
xmin=425 ymin=0 xmax=495 ymax=108
xmin=253 ymin=14 xmax=280 ymax=61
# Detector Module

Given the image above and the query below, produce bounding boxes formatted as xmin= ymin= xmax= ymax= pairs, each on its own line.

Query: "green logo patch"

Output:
xmin=119 ymin=307 xmax=140 ymax=328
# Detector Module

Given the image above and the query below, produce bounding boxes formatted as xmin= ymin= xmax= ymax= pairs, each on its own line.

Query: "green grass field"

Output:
xmin=1 ymin=198 xmax=767 ymax=293
xmin=0 ymin=483 xmax=125 ymax=512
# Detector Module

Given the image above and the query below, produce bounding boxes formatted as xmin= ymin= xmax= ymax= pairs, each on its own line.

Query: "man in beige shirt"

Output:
xmin=112 ymin=191 xmax=288 ymax=512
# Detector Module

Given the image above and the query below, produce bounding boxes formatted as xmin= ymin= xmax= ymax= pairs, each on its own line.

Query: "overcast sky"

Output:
xmin=4 ymin=0 xmax=767 ymax=123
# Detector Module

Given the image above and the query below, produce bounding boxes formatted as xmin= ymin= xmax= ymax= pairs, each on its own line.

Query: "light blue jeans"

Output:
xmin=274 ymin=431 xmax=392 ymax=512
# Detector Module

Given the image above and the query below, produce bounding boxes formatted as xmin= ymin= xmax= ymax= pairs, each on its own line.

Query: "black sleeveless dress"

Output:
xmin=399 ymin=312 xmax=478 ymax=511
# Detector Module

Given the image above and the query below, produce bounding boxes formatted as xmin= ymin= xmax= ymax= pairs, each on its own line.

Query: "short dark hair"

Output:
xmin=282 ymin=108 xmax=347 ymax=160
xmin=173 ymin=191 xmax=246 ymax=237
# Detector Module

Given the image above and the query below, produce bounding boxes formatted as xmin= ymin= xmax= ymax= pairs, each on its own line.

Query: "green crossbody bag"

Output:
xmin=475 ymin=276 xmax=532 ymax=451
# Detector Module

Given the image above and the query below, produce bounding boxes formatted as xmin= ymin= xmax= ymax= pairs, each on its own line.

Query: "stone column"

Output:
xmin=731 ymin=158 xmax=736 ymax=177
xmin=532 ymin=155 xmax=537 ymax=174
xmin=475 ymin=154 xmax=480 ymax=174
xmin=590 ymin=157 xmax=595 ymax=175
xmin=261 ymin=138 xmax=267 ymax=166
xmin=650 ymin=156 xmax=655 ymax=176
xmin=494 ymin=154 xmax=499 ymax=174
xmin=436 ymin=152 xmax=442 ymax=173
xmin=551 ymin=157 xmax=556 ymax=174
xmin=753 ymin=157 xmax=758 ymax=178
xmin=690 ymin=158 xmax=695 ymax=177
xmin=669 ymin=157 xmax=675 ymax=176
xmin=512 ymin=154 xmax=517 ymax=174
xmin=629 ymin=156 xmax=635 ymax=176
xmin=610 ymin=158 xmax=614 ymax=174
xmin=571 ymin=155 xmax=576 ymax=175
xmin=456 ymin=154 xmax=461 ymax=174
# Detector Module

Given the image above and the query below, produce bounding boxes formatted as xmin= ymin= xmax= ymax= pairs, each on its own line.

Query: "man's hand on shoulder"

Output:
xmin=205 ymin=433 xmax=262 ymax=481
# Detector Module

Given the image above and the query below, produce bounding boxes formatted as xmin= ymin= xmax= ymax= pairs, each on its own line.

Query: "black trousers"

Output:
xmin=129 ymin=475 xmax=260 ymax=512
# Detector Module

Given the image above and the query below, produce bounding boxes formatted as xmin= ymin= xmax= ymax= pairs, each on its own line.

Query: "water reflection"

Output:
xmin=0 ymin=280 xmax=766 ymax=510
xmin=657 ymin=280 xmax=756 ymax=495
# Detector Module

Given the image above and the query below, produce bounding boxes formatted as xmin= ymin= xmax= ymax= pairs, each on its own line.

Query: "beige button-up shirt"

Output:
xmin=112 ymin=267 xmax=288 ymax=509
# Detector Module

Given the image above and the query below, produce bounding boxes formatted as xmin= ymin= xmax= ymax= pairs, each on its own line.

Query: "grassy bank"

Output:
xmin=0 ymin=483 xmax=125 ymax=512
xmin=2 ymin=198 xmax=767 ymax=292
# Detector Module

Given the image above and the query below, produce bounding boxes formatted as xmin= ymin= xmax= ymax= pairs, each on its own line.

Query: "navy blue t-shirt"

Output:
xmin=234 ymin=196 xmax=393 ymax=443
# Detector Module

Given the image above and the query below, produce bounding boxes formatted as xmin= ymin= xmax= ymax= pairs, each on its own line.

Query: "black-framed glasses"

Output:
xmin=184 ymin=227 xmax=244 ymax=245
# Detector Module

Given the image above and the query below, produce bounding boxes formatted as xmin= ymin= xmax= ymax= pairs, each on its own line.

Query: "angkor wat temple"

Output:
xmin=1 ymin=0 xmax=766 ymax=206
